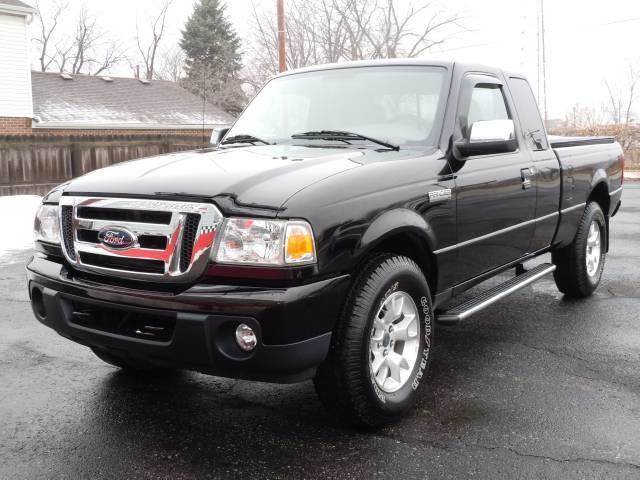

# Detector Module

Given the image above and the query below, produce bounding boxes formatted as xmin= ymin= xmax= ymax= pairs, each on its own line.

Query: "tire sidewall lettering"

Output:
xmin=368 ymin=275 xmax=433 ymax=408
xmin=411 ymin=295 xmax=432 ymax=391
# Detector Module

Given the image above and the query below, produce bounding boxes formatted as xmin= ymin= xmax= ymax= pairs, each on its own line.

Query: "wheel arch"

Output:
xmin=588 ymin=180 xmax=610 ymax=217
xmin=587 ymin=180 xmax=610 ymax=251
xmin=355 ymin=209 xmax=438 ymax=296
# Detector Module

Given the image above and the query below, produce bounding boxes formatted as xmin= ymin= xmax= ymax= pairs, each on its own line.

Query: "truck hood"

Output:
xmin=64 ymin=145 xmax=372 ymax=211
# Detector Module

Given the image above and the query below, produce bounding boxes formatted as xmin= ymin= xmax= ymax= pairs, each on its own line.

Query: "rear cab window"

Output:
xmin=508 ymin=77 xmax=549 ymax=151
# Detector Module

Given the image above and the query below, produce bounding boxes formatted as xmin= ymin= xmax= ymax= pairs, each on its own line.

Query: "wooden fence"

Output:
xmin=0 ymin=135 xmax=207 ymax=196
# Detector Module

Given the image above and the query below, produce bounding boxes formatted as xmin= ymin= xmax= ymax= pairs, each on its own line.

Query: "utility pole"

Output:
xmin=277 ymin=0 xmax=286 ymax=73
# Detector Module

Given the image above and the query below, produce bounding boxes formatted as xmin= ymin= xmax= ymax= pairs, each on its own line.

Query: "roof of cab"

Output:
xmin=275 ymin=58 xmax=528 ymax=83
xmin=276 ymin=58 xmax=456 ymax=78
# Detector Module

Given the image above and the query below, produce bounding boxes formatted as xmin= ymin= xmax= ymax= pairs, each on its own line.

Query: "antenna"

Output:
xmin=540 ymin=0 xmax=548 ymax=124
xmin=202 ymin=62 xmax=206 ymax=148
xmin=536 ymin=1 xmax=541 ymax=105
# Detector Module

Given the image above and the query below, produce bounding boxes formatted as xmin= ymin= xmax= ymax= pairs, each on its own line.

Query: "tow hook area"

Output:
xmin=133 ymin=325 xmax=169 ymax=339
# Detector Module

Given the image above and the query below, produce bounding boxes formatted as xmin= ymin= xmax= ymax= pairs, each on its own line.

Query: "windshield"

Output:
xmin=226 ymin=66 xmax=447 ymax=148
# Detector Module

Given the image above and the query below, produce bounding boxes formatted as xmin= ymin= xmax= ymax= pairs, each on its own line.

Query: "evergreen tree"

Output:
xmin=180 ymin=0 xmax=245 ymax=114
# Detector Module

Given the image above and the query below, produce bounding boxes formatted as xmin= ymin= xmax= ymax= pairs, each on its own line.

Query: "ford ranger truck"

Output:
xmin=28 ymin=60 xmax=624 ymax=427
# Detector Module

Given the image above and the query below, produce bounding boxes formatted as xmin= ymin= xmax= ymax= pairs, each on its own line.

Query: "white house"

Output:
xmin=0 ymin=0 xmax=35 ymax=131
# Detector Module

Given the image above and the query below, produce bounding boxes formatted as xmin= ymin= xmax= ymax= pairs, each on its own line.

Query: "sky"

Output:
xmin=26 ymin=0 xmax=640 ymax=120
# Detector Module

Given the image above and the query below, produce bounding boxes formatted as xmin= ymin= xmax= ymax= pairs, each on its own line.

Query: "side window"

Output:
xmin=465 ymin=84 xmax=510 ymax=136
xmin=508 ymin=78 xmax=549 ymax=151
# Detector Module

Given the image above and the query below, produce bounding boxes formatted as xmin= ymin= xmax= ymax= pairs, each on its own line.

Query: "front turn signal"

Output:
xmin=285 ymin=222 xmax=316 ymax=265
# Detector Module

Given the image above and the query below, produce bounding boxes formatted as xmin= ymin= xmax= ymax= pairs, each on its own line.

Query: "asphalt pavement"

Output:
xmin=1 ymin=187 xmax=639 ymax=479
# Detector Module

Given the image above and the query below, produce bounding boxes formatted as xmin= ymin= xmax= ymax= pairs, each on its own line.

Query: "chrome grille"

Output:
xmin=58 ymin=196 xmax=223 ymax=282
xmin=180 ymin=214 xmax=201 ymax=273
xmin=61 ymin=206 xmax=76 ymax=261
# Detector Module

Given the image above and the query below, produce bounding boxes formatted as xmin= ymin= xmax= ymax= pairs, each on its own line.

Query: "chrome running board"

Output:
xmin=437 ymin=263 xmax=556 ymax=325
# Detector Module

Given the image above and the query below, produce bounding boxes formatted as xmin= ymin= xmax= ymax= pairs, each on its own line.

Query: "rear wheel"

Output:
xmin=552 ymin=202 xmax=606 ymax=298
xmin=314 ymin=254 xmax=434 ymax=427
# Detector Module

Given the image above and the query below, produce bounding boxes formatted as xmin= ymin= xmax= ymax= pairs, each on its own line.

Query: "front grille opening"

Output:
xmin=69 ymin=300 xmax=175 ymax=342
xmin=179 ymin=214 xmax=201 ymax=272
xmin=77 ymin=229 xmax=167 ymax=250
xmin=61 ymin=206 xmax=76 ymax=260
xmin=139 ymin=235 xmax=168 ymax=250
xmin=79 ymin=252 xmax=165 ymax=274
xmin=77 ymin=229 xmax=99 ymax=243
xmin=77 ymin=207 xmax=172 ymax=225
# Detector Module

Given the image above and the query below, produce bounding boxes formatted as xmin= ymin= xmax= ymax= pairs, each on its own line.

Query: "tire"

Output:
xmin=552 ymin=202 xmax=606 ymax=298
xmin=91 ymin=347 xmax=158 ymax=372
xmin=314 ymin=254 xmax=434 ymax=428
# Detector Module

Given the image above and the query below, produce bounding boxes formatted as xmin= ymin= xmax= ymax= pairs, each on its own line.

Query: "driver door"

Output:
xmin=451 ymin=74 xmax=537 ymax=283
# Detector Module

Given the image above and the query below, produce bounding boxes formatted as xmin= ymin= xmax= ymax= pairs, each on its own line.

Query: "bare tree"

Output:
xmin=54 ymin=42 xmax=75 ymax=73
xmin=93 ymin=41 xmax=125 ymax=76
xmin=245 ymin=0 xmax=463 ymax=94
xmin=69 ymin=7 xmax=97 ymax=74
xmin=34 ymin=0 xmax=67 ymax=72
xmin=564 ymin=104 xmax=607 ymax=130
xmin=558 ymin=105 xmax=639 ymax=155
xmin=135 ymin=0 xmax=174 ymax=81
xmin=604 ymin=65 xmax=639 ymax=125
xmin=156 ymin=47 xmax=186 ymax=82
xmin=34 ymin=4 xmax=124 ymax=76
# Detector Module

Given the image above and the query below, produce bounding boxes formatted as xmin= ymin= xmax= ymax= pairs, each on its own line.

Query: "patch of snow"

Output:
xmin=0 ymin=195 xmax=42 ymax=263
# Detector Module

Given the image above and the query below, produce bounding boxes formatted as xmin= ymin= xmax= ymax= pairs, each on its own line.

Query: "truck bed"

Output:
xmin=549 ymin=134 xmax=623 ymax=250
xmin=548 ymin=135 xmax=616 ymax=148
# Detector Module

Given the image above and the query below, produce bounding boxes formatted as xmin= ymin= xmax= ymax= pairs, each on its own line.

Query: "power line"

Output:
xmin=584 ymin=16 xmax=640 ymax=28
xmin=437 ymin=16 xmax=640 ymax=54
xmin=437 ymin=40 xmax=506 ymax=53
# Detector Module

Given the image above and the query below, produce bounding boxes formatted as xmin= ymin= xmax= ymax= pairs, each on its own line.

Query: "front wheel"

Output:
xmin=552 ymin=202 xmax=606 ymax=298
xmin=313 ymin=254 xmax=434 ymax=427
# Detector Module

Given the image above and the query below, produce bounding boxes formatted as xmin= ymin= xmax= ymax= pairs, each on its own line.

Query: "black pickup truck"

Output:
xmin=28 ymin=60 xmax=624 ymax=427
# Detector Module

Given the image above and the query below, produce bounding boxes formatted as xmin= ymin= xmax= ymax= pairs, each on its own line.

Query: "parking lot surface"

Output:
xmin=1 ymin=187 xmax=639 ymax=479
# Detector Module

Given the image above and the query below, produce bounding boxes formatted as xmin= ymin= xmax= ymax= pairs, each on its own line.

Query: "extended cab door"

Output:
xmin=506 ymin=76 xmax=561 ymax=252
xmin=449 ymin=73 xmax=538 ymax=282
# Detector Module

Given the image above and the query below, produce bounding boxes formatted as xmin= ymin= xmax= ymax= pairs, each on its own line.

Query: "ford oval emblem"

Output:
xmin=98 ymin=227 xmax=137 ymax=250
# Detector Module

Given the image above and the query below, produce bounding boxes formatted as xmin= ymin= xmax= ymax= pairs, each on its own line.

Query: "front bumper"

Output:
xmin=27 ymin=255 xmax=351 ymax=383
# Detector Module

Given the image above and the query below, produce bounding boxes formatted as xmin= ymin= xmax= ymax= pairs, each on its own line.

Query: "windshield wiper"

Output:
xmin=291 ymin=130 xmax=399 ymax=151
xmin=221 ymin=134 xmax=273 ymax=146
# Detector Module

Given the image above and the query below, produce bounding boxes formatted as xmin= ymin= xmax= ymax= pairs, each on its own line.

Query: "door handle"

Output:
xmin=521 ymin=168 xmax=534 ymax=190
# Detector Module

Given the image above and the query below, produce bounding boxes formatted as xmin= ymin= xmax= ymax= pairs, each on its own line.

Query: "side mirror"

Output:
xmin=455 ymin=119 xmax=518 ymax=157
xmin=210 ymin=127 xmax=230 ymax=147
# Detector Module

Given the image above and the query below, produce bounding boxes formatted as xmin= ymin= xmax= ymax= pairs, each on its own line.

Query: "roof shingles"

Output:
xmin=0 ymin=0 xmax=33 ymax=10
xmin=31 ymin=72 xmax=234 ymax=127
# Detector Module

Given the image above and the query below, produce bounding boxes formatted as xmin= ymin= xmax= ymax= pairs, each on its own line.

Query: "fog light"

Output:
xmin=235 ymin=324 xmax=257 ymax=352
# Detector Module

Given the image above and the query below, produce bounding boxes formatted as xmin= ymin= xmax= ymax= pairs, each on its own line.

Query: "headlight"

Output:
xmin=215 ymin=218 xmax=316 ymax=266
xmin=34 ymin=204 xmax=61 ymax=244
